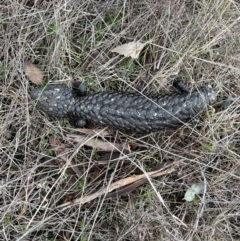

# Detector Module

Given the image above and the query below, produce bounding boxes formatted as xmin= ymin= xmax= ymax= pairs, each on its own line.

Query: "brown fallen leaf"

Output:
xmin=111 ymin=41 xmax=149 ymax=59
xmin=57 ymin=163 xmax=176 ymax=208
xmin=24 ymin=60 xmax=44 ymax=85
xmin=67 ymin=134 xmax=129 ymax=152
xmin=49 ymin=137 xmax=68 ymax=156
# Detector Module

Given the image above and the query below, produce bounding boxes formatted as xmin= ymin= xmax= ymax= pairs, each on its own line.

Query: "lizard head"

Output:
xmin=30 ymin=84 xmax=75 ymax=118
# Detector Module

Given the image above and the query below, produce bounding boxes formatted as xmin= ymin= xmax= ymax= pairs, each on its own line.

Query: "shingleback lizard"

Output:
xmin=30 ymin=82 xmax=216 ymax=133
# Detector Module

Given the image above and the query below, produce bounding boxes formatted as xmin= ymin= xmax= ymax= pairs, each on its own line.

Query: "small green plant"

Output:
xmin=47 ymin=22 xmax=60 ymax=33
xmin=4 ymin=214 xmax=11 ymax=224
xmin=201 ymin=142 xmax=214 ymax=152
xmin=75 ymin=179 xmax=85 ymax=190
xmin=121 ymin=58 xmax=135 ymax=73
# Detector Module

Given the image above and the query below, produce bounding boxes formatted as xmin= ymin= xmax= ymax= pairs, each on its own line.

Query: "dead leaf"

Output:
xmin=24 ymin=60 xmax=44 ymax=85
xmin=49 ymin=137 xmax=67 ymax=156
xmin=67 ymin=134 xmax=129 ymax=152
xmin=111 ymin=41 xmax=148 ymax=59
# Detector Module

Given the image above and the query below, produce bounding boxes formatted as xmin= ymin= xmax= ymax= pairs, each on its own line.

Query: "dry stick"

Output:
xmin=192 ymin=171 xmax=207 ymax=230
xmin=57 ymin=165 xmax=176 ymax=208
xmin=105 ymin=161 xmax=173 ymax=199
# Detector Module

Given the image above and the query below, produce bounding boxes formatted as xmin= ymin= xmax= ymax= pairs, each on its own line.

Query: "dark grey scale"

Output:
xmin=105 ymin=116 xmax=117 ymax=127
xmin=146 ymin=110 xmax=159 ymax=121
xmin=126 ymin=108 xmax=136 ymax=119
xmin=86 ymin=103 xmax=94 ymax=111
xmin=117 ymin=118 xmax=130 ymax=130
xmin=97 ymin=106 xmax=109 ymax=119
xmin=91 ymin=96 xmax=97 ymax=105
xmin=129 ymin=97 xmax=140 ymax=106
xmin=101 ymin=93 xmax=112 ymax=104
xmin=107 ymin=106 xmax=117 ymax=116
xmin=136 ymin=121 xmax=151 ymax=133
xmin=139 ymin=108 xmax=147 ymax=116
xmin=91 ymin=105 xmax=100 ymax=115
xmin=115 ymin=106 xmax=126 ymax=117
xmin=144 ymin=98 xmax=155 ymax=110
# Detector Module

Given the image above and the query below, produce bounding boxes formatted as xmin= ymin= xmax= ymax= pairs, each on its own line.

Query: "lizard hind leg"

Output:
xmin=173 ymin=79 xmax=189 ymax=94
xmin=69 ymin=117 xmax=87 ymax=128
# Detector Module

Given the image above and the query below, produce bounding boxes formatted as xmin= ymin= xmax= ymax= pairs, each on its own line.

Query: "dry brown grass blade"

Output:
xmin=17 ymin=204 xmax=29 ymax=220
xmin=57 ymin=163 xmax=176 ymax=208
xmin=75 ymin=128 xmax=110 ymax=137
xmin=24 ymin=60 xmax=44 ymax=85
xmin=67 ymin=134 xmax=129 ymax=152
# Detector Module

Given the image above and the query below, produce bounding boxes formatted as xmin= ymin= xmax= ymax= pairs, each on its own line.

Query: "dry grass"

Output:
xmin=1 ymin=0 xmax=240 ymax=240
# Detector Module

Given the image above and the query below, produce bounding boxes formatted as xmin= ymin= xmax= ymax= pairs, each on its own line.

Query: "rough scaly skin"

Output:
xmin=30 ymin=84 xmax=216 ymax=133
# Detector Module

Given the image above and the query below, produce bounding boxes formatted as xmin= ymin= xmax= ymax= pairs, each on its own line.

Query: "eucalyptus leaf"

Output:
xmin=184 ymin=184 xmax=204 ymax=202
